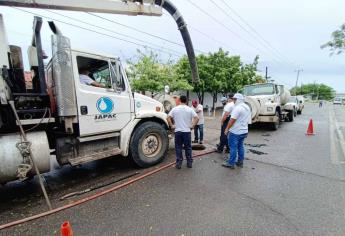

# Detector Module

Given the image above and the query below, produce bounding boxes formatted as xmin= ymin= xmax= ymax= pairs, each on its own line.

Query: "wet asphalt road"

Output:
xmin=1 ymin=103 xmax=345 ymax=235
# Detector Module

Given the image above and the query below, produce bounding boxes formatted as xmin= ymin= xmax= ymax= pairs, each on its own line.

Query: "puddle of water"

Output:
xmin=245 ymin=143 xmax=267 ymax=148
xmin=248 ymin=149 xmax=267 ymax=155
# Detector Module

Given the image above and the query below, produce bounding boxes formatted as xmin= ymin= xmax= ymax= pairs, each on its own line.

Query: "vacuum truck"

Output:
xmin=0 ymin=0 xmax=199 ymax=185
xmin=243 ymin=83 xmax=295 ymax=130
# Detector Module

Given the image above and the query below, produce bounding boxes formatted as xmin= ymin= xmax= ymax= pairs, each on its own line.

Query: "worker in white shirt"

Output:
xmin=223 ymin=93 xmax=251 ymax=169
xmin=79 ymin=68 xmax=105 ymax=88
xmin=192 ymin=100 xmax=204 ymax=144
xmin=216 ymin=94 xmax=235 ymax=153
xmin=167 ymin=95 xmax=199 ymax=169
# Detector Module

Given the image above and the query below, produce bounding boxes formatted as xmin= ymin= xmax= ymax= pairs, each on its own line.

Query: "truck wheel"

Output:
xmin=271 ymin=111 xmax=280 ymax=130
xmin=163 ymin=100 xmax=174 ymax=113
xmin=130 ymin=122 xmax=168 ymax=168
xmin=288 ymin=111 xmax=294 ymax=122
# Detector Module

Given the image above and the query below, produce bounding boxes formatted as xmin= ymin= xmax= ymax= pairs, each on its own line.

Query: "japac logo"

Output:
xmin=96 ymin=97 xmax=114 ymax=114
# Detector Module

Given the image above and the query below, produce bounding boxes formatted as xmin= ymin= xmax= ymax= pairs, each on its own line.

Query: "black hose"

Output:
xmin=154 ymin=0 xmax=200 ymax=83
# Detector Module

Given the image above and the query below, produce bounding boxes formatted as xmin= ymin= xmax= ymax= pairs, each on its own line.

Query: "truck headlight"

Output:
xmin=267 ymin=107 xmax=273 ymax=112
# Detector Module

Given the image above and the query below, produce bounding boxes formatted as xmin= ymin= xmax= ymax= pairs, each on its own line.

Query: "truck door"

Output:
xmin=73 ymin=52 xmax=133 ymax=137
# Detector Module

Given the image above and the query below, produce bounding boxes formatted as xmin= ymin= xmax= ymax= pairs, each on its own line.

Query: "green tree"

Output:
xmin=127 ymin=50 xmax=164 ymax=94
xmin=291 ymin=83 xmax=336 ymax=100
xmin=174 ymin=49 xmax=263 ymax=108
xmin=174 ymin=54 xmax=209 ymax=104
xmin=127 ymin=49 xmax=193 ymax=94
xmin=321 ymin=23 xmax=345 ymax=55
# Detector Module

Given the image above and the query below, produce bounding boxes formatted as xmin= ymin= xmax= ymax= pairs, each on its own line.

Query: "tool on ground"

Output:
xmin=60 ymin=172 xmax=140 ymax=201
xmin=61 ymin=221 xmax=73 ymax=236
xmin=306 ymin=118 xmax=315 ymax=135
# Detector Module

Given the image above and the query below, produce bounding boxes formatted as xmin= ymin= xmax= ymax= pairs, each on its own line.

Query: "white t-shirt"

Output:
xmin=230 ymin=102 xmax=251 ymax=135
xmin=168 ymin=105 xmax=198 ymax=132
xmin=79 ymin=74 xmax=95 ymax=85
xmin=222 ymin=101 xmax=235 ymax=118
xmin=193 ymin=104 xmax=204 ymax=125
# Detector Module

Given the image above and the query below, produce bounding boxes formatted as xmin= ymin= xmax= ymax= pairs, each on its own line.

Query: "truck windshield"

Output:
xmin=243 ymin=84 xmax=275 ymax=96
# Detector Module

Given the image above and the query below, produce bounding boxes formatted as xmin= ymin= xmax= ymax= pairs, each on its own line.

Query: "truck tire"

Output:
xmin=154 ymin=94 xmax=176 ymax=113
xmin=271 ymin=111 xmax=280 ymax=130
xmin=130 ymin=122 xmax=168 ymax=168
xmin=163 ymin=100 xmax=174 ymax=114
xmin=244 ymin=97 xmax=260 ymax=120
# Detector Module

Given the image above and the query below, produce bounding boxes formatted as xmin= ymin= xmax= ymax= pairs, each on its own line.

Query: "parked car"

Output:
xmin=333 ymin=97 xmax=343 ymax=105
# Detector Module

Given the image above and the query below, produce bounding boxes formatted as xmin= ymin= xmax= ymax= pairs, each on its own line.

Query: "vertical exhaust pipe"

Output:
xmin=154 ymin=0 xmax=200 ymax=83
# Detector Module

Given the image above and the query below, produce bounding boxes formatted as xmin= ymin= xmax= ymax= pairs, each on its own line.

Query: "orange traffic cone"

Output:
xmin=61 ymin=221 xmax=73 ymax=236
xmin=306 ymin=119 xmax=315 ymax=135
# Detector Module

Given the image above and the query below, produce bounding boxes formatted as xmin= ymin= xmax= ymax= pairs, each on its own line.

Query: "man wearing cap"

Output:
xmin=167 ymin=95 xmax=199 ymax=169
xmin=216 ymin=94 xmax=235 ymax=153
xmin=223 ymin=93 xmax=251 ymax=169
xmin=192 ymin=100 xmax=204 ymax=144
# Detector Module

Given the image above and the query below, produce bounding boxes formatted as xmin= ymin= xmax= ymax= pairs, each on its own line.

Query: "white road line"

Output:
xmin=329 ymin=107 xmax=345 ymax=164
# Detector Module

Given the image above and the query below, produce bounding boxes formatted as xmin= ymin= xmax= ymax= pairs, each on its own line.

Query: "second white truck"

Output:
xmin=243 ymin=83 xmax=295 ymax=130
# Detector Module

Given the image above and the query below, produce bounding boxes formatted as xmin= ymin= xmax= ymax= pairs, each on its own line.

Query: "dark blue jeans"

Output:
xmin=218 ymin=117 xmax=230 ymax=151
xmin=227 ymin=132 xmax=248 ymax=166
xmin=194 ymin=124 xmax=204 ymax=142
xmin=175 ymin=132 xmax=192 ymax=165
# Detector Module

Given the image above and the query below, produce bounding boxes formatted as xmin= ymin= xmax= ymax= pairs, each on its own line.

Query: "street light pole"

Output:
xmin=295 ymin=69 xmax=303 ymax=95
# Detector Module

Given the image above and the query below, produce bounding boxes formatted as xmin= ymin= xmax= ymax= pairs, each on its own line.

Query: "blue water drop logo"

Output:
xmin=96 ymin=97 xmax=114 ymax=114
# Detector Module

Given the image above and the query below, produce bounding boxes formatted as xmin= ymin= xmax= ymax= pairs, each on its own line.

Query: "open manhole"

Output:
xmin=192 ymin=144 xmax=206 ymax=150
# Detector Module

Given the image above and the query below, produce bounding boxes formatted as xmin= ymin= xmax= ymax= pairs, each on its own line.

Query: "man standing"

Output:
xmin=167 ymin=95 xmax=199 ymax=169
xmin=216 ymin=94 xmax=235 ymax=153
xmin=192 ymin=100 xmax=204 ymax=144
xmin=223 ymin=93 xmax=251 ymax=169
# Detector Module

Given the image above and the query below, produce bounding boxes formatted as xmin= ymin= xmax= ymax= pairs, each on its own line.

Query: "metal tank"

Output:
xmin=279 ymin=85 xmax=291 ymax=106
xmin=0 ymin=131 xmax=50 ymax=184
xmin=244 ymin=97 xmax=260 ymax=121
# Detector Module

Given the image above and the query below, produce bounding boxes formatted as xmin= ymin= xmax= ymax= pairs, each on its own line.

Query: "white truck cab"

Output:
xmin=243 ymin=83 xmax=294 ymax=130
xmin=0 ymin=0 xmax=200 ymax=187
xmin=0 ymin=16 xmax=170 ymax=184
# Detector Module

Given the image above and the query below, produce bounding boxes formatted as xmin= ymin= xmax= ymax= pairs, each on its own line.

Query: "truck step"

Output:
xmin=68 ymin=148 xmax=122 ymax=166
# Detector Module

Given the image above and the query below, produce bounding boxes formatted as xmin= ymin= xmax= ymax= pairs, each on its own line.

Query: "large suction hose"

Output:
xmin=154 ymin=0 xmax=200 ymax=83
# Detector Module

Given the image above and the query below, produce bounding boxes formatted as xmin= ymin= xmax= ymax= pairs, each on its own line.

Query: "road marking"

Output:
xmin=329 ymin=108 xmax=345 ymax=164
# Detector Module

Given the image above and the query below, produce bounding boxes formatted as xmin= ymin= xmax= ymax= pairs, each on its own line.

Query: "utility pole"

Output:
xmin=265 ymin=66 xmax=271 ymax=82
xmin=295 ymin=69 xmax=303 ymax=95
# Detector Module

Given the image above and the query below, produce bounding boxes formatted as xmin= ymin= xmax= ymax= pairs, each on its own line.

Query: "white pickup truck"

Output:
xmin=243 ymin=83 xmax=295 ymax=130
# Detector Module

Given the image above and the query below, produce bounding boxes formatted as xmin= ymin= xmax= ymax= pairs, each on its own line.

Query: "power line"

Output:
xmin=44 ymin=9 xmax=184 ymax=56
xmin=209 ymin=0 xmax=288 ymax=64
xmin=188 ymin=25 xmax=237 ymax=53
xmin=217 ymin=0 xmax=296 ymax=67
xmin=186 ymin=0 xmax=268 ymax=56
xmin=12 ymin=7 xmax=182 ymax=58
xmin=86 ymin=12 xmax=207 ymax=54
xmin=187 ymin=0 xmax=291 ymax=69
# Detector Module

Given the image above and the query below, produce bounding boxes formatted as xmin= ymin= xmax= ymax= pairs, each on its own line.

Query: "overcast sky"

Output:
xmin=1 ymin=0 xmax=344 ymax=92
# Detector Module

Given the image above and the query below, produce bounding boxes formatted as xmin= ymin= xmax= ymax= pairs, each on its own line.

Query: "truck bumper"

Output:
xmin=256 ymin=115 xmax=279 ymax=123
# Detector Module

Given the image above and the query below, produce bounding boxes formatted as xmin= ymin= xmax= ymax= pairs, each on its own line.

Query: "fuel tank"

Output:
xmin=0 ymin=131 xmax=50 ymax=184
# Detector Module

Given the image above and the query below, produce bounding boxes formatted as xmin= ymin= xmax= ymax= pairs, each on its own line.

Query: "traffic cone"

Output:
xmin=306 ymin=119 xmax=315 ymax=135
xmin=61 ymin=221 xmax=73 ymax=236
